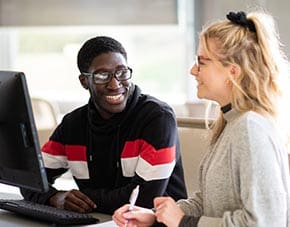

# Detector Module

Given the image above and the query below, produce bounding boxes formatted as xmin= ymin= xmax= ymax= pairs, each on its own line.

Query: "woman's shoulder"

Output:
xmin=234 ymin=111 xmax=273 ymax=130
xmin=226 ymin=110 xmax=276 ymax=143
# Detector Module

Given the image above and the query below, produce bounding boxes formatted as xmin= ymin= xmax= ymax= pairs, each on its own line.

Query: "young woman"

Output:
xmin=112 ymin=11 xmax=290 ymax=227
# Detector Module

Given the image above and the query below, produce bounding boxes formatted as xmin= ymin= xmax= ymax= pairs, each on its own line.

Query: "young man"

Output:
xmin=21 ymin=36 xmax=187 ymax=214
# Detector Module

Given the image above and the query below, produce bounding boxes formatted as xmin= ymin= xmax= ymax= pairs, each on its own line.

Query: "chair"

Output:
xmin=172 ymin=102 xmax=219 ymax=119
xmin=177 ymin=117 xmax=210 ymax=196
xmin=31 ymin=97 xmax=78 ymax=185
xmin=31 ymin=97 xmax=58 ymax=146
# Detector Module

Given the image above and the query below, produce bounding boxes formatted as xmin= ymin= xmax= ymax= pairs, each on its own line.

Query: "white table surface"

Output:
xmin=0 ymin=191 xmax=116 ymax=227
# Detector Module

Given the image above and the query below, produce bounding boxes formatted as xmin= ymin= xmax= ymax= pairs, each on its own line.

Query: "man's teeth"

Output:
xmin=106 ymin=94 xmax=122 ymax=100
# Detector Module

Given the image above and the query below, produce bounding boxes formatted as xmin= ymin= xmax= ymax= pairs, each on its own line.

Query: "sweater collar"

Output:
xmin=220 ymin=103 xmax=232 ymax=113
xmin=223 ymin=107 xmax=241 ymax=123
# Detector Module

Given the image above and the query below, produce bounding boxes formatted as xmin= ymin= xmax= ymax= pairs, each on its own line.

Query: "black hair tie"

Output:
xmin=226 ymin=11 xmax=256 ymax=32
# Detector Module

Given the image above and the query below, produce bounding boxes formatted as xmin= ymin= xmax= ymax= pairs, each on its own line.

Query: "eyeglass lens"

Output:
xmin=93 ymin=68 xmax=132 ymax=84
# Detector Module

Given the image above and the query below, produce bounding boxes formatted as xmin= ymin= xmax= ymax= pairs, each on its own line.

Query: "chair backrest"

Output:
xmin=172 ymin=102 xmax=219 ymax=119
xmin=31 ymin=97 xmax=58 ymax=146
xmin=177 ymin=117 xmax=210 ymax=196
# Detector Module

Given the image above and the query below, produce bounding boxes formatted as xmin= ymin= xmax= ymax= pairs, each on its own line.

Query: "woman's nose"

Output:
xmin=190 ymin=64 xmax=199 ymax=76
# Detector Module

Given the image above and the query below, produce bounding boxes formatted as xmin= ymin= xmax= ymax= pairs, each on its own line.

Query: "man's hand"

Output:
xmin=49 ymin=189 xmax=96 ymax=213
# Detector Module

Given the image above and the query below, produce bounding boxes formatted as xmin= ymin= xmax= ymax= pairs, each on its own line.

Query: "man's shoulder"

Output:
xmin=61 ymin=103 xmax=88 ymax=122
xmin=138 ymin=93 xmax=174 ymax=114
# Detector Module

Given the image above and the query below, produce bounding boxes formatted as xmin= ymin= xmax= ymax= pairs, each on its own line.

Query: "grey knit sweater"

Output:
xmin=178 ymin=109 xmax=290 ymax=227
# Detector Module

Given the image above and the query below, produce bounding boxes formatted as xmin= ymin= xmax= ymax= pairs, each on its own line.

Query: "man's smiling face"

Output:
xmin=86 ymin=52 xmax=131 ymax=119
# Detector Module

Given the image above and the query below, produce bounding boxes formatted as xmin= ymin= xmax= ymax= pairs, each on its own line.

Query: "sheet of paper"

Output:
xmin=94 ymin=220 xmax=117 ymax=227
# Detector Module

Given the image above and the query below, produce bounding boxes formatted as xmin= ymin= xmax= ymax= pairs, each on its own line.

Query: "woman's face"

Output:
xmin=190 ymin=39 xmax=232 ymax=106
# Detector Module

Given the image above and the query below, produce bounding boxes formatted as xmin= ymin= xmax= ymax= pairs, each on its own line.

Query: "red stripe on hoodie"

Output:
xmin=66 ymin=145 xmax=87 ymax=161
xmin=121 ymin=139 xmax=175 ymax=165
xmin=42 ymin=140 xmax=65 ymax=156
xmin=42 ymin=141 xmax=87 ymax=161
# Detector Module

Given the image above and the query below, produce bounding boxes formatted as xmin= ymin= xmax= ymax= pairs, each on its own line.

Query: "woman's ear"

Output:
xmin=79 ymin=74 xmax=89 ymax=89
xmin=229 ymin=64 xmax=241 ymax=79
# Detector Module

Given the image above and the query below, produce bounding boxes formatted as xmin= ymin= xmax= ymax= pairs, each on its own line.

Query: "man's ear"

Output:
xmin=79 ymin=74 xmax=89 ymax=89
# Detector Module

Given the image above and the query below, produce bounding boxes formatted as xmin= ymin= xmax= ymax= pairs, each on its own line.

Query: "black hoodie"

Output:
xmin=21 ymin=85 xmax=187 ymax=214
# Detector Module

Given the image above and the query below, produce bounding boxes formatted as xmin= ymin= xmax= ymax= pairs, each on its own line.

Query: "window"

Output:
xmin=0 ymin=0 xmax=195 ymax=117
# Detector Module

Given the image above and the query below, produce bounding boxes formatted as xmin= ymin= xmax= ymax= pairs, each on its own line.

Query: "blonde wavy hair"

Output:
xmin=200 ymin=11 xmax=289 ymax=144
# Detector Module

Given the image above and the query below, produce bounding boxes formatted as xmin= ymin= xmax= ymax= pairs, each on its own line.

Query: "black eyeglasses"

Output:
xmin=82 ymin=67 xmax=132 ymax=84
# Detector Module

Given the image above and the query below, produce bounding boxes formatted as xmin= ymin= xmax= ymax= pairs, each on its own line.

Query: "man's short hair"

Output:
xmin=77 ymin=36 xmax=127 ymax=73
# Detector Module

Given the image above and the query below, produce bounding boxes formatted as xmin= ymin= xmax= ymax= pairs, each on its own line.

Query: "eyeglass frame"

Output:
xmin=195 ymin=55 xmax=212 ymax=72
xmin=82 ymin=67 xmax=133 ymax=84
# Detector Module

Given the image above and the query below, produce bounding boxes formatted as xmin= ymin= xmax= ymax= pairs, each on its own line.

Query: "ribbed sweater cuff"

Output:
xmin=179 ymin=215 xmax=200 ymax=227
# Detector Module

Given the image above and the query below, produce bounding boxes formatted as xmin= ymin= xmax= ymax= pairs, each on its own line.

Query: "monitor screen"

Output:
xmin=0 ymin=71 xmax=49 ymax=192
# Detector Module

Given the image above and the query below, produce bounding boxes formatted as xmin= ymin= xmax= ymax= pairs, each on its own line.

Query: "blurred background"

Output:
xmin=1 ymin=0 xmax=289 ymax=119
xmin=0 ymin=0 xmax=289 ymax=145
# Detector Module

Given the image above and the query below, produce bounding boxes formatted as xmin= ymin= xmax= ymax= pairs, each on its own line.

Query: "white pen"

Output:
xmin=128 ymin=185 xmax=139 ymax=211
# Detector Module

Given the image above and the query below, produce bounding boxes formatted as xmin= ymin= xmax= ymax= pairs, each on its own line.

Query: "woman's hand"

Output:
xmin=113 ymin=204 xmax=155 ymax=227
xmin=153 ymin=197 xmax=184 ymax=227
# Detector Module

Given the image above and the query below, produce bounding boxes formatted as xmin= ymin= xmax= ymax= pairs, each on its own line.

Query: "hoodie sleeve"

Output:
xmin=20 ymin=167 xmax=67 ymax=204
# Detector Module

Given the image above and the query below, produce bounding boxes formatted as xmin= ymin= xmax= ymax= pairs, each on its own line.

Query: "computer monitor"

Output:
xmin=0 ymin=71 xmax=49 ymax=192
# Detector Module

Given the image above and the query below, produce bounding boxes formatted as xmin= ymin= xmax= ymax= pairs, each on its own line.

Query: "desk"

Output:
xmin=0 ymin=192 xmax=115 ymax=226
